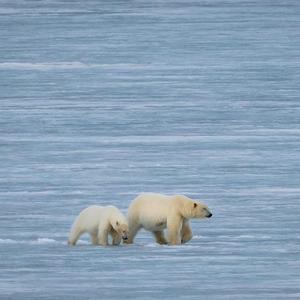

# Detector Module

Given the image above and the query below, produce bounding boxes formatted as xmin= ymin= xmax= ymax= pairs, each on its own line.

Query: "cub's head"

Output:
xmin=176 ymin=195 xmax=212 ymax=219
xmin=114 ymin=221 xmax=129 ymax=241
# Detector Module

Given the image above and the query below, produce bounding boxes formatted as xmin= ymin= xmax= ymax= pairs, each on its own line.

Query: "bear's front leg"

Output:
xmin=167 ymin=215 xmax=183 ymax=245
xmin=124 ymin=220 xmax=141 ymax=244
xmin=181 ymin=220 xmax=193 ymax=244
xmin=97 ymin=222 xmax=109 ymax=246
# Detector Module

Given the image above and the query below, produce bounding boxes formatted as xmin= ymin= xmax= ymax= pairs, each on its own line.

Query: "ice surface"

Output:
xmin=0 ymin=0 xmax=299 ymax=299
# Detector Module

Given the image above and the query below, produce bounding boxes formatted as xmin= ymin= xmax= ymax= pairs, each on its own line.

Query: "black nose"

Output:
xmin=123 ymin=236 xmax=128 ymax=240
xmin=207 ymin=213 xmax=212 ymax=218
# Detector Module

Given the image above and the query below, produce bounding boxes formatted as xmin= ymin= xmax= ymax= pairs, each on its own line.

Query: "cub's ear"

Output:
xmin=193 ymin=203 xmax=197 ymax=208
xmin=116 ymin=221 xmax=119 ymax=226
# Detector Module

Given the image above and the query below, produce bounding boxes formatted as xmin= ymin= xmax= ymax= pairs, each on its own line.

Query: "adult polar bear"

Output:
xmin=68 ymin=205 xmax=128 ymax=246
xmin=125 ymin=193 xmax=212 ymax=245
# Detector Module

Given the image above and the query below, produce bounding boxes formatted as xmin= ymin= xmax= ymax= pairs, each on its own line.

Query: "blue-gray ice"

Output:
xmin=0 ymin=0 xmax=299 ymax=299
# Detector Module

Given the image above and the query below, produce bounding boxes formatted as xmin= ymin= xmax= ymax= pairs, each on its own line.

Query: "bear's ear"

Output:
xmin=193 ymin=203 xmax=197 ymax=208
xmin=116 ymin=221 xmax=119 ymax=226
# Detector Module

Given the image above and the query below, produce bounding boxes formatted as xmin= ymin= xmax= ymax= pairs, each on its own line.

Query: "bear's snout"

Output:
xmin=206 ymin=212 xmax=212 ymax=218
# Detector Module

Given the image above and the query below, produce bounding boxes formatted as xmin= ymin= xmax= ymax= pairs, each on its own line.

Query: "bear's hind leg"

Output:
xmin=90 ymin=234 xmax=99 ymax=245
xmin=153 ymin=231 xmax=167 ymax=245
xmin=181 ymin=221 xmax=193 ymax=244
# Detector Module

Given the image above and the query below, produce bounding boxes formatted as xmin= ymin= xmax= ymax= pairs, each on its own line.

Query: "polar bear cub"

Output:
xmin=68 ymin=205 xmax=129 ymax=246
xmin=125 ymin=193 xmax=212 ymax=245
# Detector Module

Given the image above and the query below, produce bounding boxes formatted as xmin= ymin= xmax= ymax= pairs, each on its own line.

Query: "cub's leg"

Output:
xmin=97 ymin=221 xmax=110 ymax=246
xmin=153 ymin=231 xmax=168 ymax=245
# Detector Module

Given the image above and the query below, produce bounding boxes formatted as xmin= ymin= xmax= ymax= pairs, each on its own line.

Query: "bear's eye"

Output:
xmin=116 ymin=221 xmax=119 ymax=226
xmin=193 ymin=203 xmax=197 ymax=208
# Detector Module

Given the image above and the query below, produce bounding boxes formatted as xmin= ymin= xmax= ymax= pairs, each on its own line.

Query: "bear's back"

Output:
xmin=131 ymin=193 xmax=173 ymax=216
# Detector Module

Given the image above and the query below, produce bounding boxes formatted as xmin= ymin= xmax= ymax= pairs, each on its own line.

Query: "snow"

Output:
xmin=0 ymin=0 xmax=299 ymax=299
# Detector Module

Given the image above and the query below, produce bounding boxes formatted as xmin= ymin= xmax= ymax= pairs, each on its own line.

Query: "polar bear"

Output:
xmin=124 ymin=193 xmax=212 ymax=245
xmin=68 ymin=205 xmax=129 ymax=246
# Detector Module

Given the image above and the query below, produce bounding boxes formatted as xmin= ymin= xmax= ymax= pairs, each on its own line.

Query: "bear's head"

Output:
xmin=176 ymin=195 xmax=212 ymax=219
xmin=113 ymin=221 xmax=129 ymax=241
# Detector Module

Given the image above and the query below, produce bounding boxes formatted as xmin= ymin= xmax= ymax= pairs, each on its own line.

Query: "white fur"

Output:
xmin=68 ymin=205 xmax=128 ymax=246
xmin=125 ymin=193 xmax=212 ymax=245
